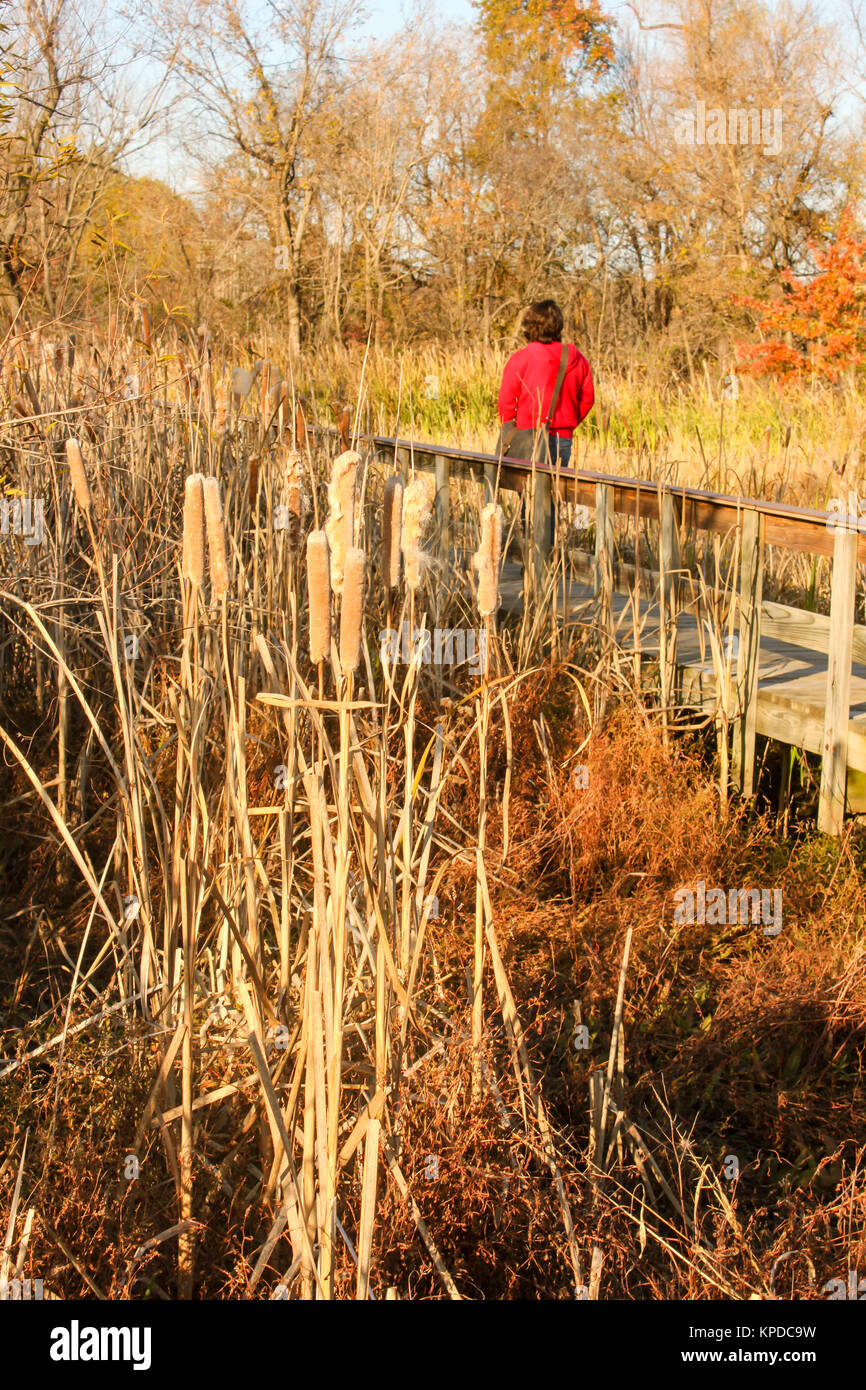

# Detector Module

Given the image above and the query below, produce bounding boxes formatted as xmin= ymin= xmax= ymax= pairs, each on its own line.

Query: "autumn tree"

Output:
xmin=148 ymin=0 xmax=361 ymax=358
xmin=735 ymin=212 xmax=866 ymax=381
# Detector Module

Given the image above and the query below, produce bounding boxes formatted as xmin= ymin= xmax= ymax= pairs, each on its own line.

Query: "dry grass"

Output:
xmin=0 ymin=311 xmax=864 ymax=1301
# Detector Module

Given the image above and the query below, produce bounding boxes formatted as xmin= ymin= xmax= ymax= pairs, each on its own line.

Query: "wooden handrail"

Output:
xmin=341 ymin=430 xmax=865 ymax=563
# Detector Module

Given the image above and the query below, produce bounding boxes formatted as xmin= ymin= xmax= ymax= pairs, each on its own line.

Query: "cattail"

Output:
xmin=326 ymin=450 xmax=359 ymax=595
xmin=231 ymin=367 xmax=253 ymax=401
xmin=283 ymin=449 xmax=308 ymax=552
xmin=307 ymin=530 xmax=331 ymax=664
xmin=340 ymin=548 xmax=366 ymax=675
xmin=401 ymin=476 xmax=433 ymax=592
xmin=214 ymin=379 xmax=228 ymax=434
xmin=203 ymin=477 xmax=229 ymax=600
xmin=382 ymin=476 xmax=403 ymax=589
xmin=66 ymin=437 xmax=91 ymax=512
xmin=472 ymin=503 xmax=503 ymax=617
xmin=259 ymin=361 xmax=272 ymax=419
xmin=139 ymin=305 xmax=152 ymax=350
xmin=196 ymin=323 xmax=209 ymax=362
xmin=200 ymin=363 xmax=213 ymax=421
xmin=182 ymin=473 xmax=206 ymax=589
xmin=270 ymin=379 xmax=289 ymax=436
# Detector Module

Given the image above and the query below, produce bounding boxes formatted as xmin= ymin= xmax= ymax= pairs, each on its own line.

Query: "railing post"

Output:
xmin=483 ymin=462 xmax=496 ymax=505
xmin=530 ymin=467 xmax=552 ymax=594
xmin=660 ymin=489 xmax=680 ymax=709
xmin=594 ymin=482 xmax=614 ymax=635
xmin=396 ymin=445 xmax=409 ymax=485
xmin=733 ymin=508 xmax=764 ymax=797
xmin=434 ymin=453 xmax=451 ymax=560
xmin=818 ymin=525 xmax=858 ymax=835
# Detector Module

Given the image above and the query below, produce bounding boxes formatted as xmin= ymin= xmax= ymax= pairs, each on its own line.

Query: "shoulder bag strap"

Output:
xmin=545 ymin=342 xmax=570 ymax=429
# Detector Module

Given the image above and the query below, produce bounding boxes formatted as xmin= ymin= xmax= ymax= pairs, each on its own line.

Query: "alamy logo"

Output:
xmin=0 ymin=497 xmax=44 ymax=546
xmin=674 ymin=101 xmax=782 ymax=155
xmin=673 ymin=880 xmax=782 ymax=935
xmin=824 ymin=1269 xmax=866 ymax=1299
xmin=827 ymin=492 xmax=866 ymax=533
xmin=380 ymin=623 xmax=487 ymax=673
xmin=49 ymin=1321 xmax=152 ymax=1371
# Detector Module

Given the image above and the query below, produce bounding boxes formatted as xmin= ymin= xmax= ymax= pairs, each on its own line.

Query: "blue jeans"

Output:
xmin=519 ymin=434 xmax=572 ymax=543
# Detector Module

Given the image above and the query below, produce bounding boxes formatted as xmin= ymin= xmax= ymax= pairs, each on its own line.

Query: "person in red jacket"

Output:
xmin=498 ymin=299 xmax=595 ymax=471
xmin=498 ymin=299 xmax=594 ymax=546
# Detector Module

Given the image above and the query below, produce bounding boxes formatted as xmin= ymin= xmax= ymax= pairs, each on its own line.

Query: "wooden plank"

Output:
xmin=818 ymin=526 xmax=858 ymax=835
xmin=760 ymin=600 xmax=866 ymax=667
xmin=733 ymin=509 xmax=764 ymax=797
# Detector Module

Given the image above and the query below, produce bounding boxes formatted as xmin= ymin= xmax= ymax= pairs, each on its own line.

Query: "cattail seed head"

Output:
xmin=139 ymin=305 xmax=152 ymax=350
xmin=472 ymin=503 xmax=503 ymax=617
xmin=326 ymin=450 xmax=359 ymax=595
xmin=203 ymin=476 xmax=229 ymax=600
xmin=401 ymin=477 xmax=433 ymax=592
xmin=66 ymin=437 xmax=91 ymax=511
xmin=339 ymin=547 xmax=366 ymax=675
xmin=182 ymin=473 xmax=206 ymax=589
xmin=214 ymin=379 xmax=228 ymax=434
xmin=382 ymin=476 xmax=403 ymax=589
xmin=259 ymin=361 xmax=272 ymax=418
xmin=231 ymin=367 xmax=253 ymax=401
xmin=307 ymin=530 xmax=331 ymax=664
xmin=283 ymin=449 xmax=308 ymax=552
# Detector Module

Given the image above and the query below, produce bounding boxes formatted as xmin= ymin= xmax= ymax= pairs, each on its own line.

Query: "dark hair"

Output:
xmin=522 ymin=299 xmax=564 ymax=344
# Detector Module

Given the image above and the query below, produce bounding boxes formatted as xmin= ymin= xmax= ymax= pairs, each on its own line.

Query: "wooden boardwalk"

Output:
xmin=346 ymin=430 xmax=866 ymax=833
xmin=498 ymin=564 xmax=866 ymax=811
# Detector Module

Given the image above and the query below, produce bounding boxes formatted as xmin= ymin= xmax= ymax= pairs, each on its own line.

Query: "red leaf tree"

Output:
xmin=734 ymin=213 xmax=866 ymax=382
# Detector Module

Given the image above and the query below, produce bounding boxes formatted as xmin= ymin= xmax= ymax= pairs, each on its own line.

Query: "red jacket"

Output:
xmin=498 ymin=340 xmax=594 ymax=437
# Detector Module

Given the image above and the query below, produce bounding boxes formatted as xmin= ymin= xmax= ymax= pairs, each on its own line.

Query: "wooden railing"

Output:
xmin=336 ymin=431 xmax=864 ymax=835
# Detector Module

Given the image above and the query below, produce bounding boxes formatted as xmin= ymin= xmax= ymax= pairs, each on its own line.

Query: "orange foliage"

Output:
xmin=734 ymin=211 xmax=866 ymax=382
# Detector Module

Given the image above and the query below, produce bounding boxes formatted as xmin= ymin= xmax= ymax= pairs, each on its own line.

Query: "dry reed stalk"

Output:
xmin=307 ymin=531 xmax=331 ymax=664
xmin=382 ymin=476 xmax=403 ymax=589
xmin=473 ymin=504 xmax=503 ymax=616
xmin=203 ymin=477 xmax=229 ymax=600
xmin=182 ymin=474 xmax=206 ymax=589
xmin=326 ymin=451 xmax=359 ymax=595
xmin=65 ymin=438 xmax=91 ymax=512
xmin=139 ymin=305 xmax=152 ymax=350
xmin=339 ymin=548 xmax=366 ymax=675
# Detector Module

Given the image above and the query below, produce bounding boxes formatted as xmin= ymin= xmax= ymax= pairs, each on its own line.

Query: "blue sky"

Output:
xmin=127 ymin=0 xmax=478 ymax=184
xmin=362 ymin=0 xmax=474 ymax=36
